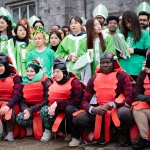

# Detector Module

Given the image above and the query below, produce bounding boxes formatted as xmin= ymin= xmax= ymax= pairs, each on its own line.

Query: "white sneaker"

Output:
xmin=69 ymin=138 xmax=81 ymax=147
xmin=64 ymin=134 xmax=72 ymax=142
xmin=4 ymin=132 xmax=14 ymax=141
xmin=40 ymin=129 xmax=53 ymax=142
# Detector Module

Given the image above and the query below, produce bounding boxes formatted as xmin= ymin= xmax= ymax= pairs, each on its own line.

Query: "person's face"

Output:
xmin=108 ymin=20 xmax=118 ymax=32
xmin=0 ymin=64 xmax=5 ymax=75
xmin=63 ymin=27 xmax=69 ymax=35
xmin=35 ymin=22 xmax=44 ymax=29
xmin=51 ymin=25 xmax=59 ymax=31
xmin=26 ymin=67 xmax=36 ymax=80
xmin=70 ymin=18 xmax=82 ymax=34
xmin=138 ymin=15 xmax=149 ymax=29
xmin=53 ymin=69 xmax=63 ymax=81
xmin=0 ymin=18 xmax=8 ymax=32
xmin=100 ymin=59 xmax=113 ymax=74
xmin=96 ymin=15 xmax=105 ymax=26
xmin=94 ymin=19 xmax=101 ymax=34
xmin=125 ymin=20 xmax=131 ymax=30
xmin=17 ymin=26 xmax=27 ymax=39
xmin=50 ymin=33 xmax=61 ymax=46
xmin=34 ymin=33 xmax=45 ymax=47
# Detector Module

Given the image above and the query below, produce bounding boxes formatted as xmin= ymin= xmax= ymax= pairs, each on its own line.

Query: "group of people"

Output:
xmin=0 ymin=1 xmax=150 ymax=150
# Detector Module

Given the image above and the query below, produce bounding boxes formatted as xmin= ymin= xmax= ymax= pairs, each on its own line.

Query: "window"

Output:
xmin=11 ymin=3 xmax=35 ymax=23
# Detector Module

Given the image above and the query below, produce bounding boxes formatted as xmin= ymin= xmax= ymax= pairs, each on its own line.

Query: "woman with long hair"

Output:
xmin=119 ymin=11 xmax=150 ymax=81
xmin=0 ymin=16 xmax=13 ymax=52
xmin=85 ymin=18 xmax=116 ymax=76
xmin=2 ymin=23 xmax=35 ymax=75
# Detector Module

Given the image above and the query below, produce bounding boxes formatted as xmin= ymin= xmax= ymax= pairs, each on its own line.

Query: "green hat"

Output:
xmin=28 ymin=15 xmax=40 ymax=27
xmin=137 ymin=2 xmax=150 ymax=15
xmin=72 ymin=52 xmax=93 ymax=73
xmin=93 ymin=4 xmax=108 ymax=19
xmin=0 ymin=7 xmax=13 ymax=20
xmin=81 ymin=17 xmax=87 ymax=25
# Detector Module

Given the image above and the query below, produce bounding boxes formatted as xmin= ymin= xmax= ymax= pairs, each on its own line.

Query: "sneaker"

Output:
xmin=97 ymin=139 xmax=107 ymax=145
xmin=118 ymin=136 xmax=130 ymax=147
xmin=132 ymin=138 xmax=149 ymax=150
xmin=40 ymin=129 xmax=53 ymax=142
xmin=69 ymin=138 xmax=81 ymax=147
xmin=64 ymin=134 xmax=72 ymax=142
xmin=4 ymin=132 xmax=14 ymax=141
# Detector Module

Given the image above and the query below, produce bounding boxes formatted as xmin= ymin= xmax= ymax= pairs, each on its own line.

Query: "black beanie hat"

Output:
xmin=53 ymin=58 xmax=67 ymax=71
xmin=100 ymin=52 xmax=114 ymax=62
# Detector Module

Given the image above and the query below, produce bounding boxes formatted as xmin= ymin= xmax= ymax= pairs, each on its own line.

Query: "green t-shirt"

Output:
xmin=28 ymin=46 xmax=55 ymax=77
xmin=118 ymin=30 xmax=150 ymax=76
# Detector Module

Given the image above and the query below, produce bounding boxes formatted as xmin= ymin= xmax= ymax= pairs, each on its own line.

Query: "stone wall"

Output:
xmin=0 ymin=0 xmax=150 ymax=31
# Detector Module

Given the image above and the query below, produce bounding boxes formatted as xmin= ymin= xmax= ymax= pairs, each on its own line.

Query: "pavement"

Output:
xmin=1 ymin=137 xmax=149 ymax=150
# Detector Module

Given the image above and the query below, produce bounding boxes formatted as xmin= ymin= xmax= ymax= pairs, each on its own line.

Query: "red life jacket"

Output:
xmin=132 ymin=74 xmax=150 ymax=110
xmin=0 ymin=76 xmax=14 ymax=100
xmin=94 ymin=71 xmax=118 ymax=105
xmin=23 ymin=74 xmax=47 ymax=105
xmin=48 ymin=77 xmax=75 ymax=106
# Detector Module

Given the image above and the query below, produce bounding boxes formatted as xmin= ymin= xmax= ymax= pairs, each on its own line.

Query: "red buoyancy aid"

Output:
xmin=48 ymin=77 xmax=75 ymax=106
xmin=23 ymin=74 xmax=47 ymax=105
xmin=133 ymin=74 xmax=150 ymax=110
xmin=94 ymin=71 xmax=118 ymax=105
xmin=0 ymin=76 xmax=14 ymax=100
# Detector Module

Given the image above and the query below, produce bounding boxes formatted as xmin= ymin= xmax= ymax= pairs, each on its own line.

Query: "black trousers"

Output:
xmin=72 ymin=106 xmax=134 ymax=139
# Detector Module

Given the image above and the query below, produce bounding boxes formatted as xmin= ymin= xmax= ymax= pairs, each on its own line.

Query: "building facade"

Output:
xmin=0 ymin=0 xmax=149 ymax=31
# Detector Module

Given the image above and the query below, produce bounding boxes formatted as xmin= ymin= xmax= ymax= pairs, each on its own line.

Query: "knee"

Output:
xmin=16 ymin=112 xmax=25 ymax=126
xmin=40 ymin=105 xmax=49 ymax=119
xmin=118 ymin=106 xmax=133 ymax=123
xmin=65 ymin=105 xmax=78 ymax=115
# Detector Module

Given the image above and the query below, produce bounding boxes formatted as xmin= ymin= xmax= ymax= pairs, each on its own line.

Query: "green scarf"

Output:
xmin=22 ymin=69 xmax=44 ymax=85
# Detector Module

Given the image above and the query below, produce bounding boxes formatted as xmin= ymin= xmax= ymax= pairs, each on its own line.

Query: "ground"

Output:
xmin=0 ymin=137 xmax=150 ymax=150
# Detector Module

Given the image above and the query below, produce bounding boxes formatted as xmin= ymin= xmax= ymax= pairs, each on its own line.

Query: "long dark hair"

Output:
xmin=121 ymin=11 xmax=141 ymax=41
xmin=14 ymin=23 xmax=29 ymax=46
xmin=0 ymin=16 xmax=13 ymax=39
xmin=86 ymin=18 xmax=106 ymax=52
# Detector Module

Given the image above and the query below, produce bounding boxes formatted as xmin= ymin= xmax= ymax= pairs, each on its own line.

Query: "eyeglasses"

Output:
xmin=139 ymin=19 xmax=148 ymax=22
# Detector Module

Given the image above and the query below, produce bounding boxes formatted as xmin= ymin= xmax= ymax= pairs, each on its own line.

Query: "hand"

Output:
xmin=92 ymin=106 xmax=107 ymax=116
xmin=71 ymin=56 xmax=78 ymax=62
xmin=23 ymin=109 xmax=30 ymax=120
xmin=48 ymin=101 xmax=57 ymax=116
xmin=0 ymin=106 xmax=10 ymax=115
xmin=101 ymin=103 xmax=110 ymax=111
xmin=119 ymin=53 xmax=124 ymax=58
xmin=129 ymin=48 xmax=134 ymax=54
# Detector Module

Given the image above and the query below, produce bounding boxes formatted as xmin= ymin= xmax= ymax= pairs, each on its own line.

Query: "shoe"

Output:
xmin=4 ymin=132 xmax=14 ymax=141
xmin=69 ymin=138 xmax=81 ymax=147
xmin=97 ymin=139 xmax=107 ymax=145
xmin=118 ymin=136 xmax=130 ymax=147
xmin=132 ymin=138 xmax=149 ymax=150
xmin=40 ymin=129 xmax=53 ymax=142
xmin=64 ymin=134 xmax=72 ymax=142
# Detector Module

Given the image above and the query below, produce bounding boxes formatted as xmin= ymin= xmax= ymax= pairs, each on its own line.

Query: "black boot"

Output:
xmin=132 ymin=138 xmax=149 ymax=150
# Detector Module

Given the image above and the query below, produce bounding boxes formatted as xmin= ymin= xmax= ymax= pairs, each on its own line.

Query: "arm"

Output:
xmin=7 ymin=76 xmax=23 ymax=108
xmin=133 ymin=71 xmax=150 ymax=104
xmin=56 ymin=78 xmax=83 ymax=109
xmin=115 ymin=72 xmax=134 ymax=107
